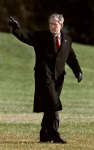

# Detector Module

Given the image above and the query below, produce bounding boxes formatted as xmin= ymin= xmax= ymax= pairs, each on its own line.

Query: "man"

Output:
xmin=9 ymin=13 xmax=83 ymax=144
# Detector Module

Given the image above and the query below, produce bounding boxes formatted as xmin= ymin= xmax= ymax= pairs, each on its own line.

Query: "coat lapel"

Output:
xmin=48 ymin=31 xmax=57 ymax=54
xmin=57 ymin=32 xmax=69 ymax=56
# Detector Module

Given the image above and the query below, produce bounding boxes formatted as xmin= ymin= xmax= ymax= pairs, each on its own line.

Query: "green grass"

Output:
xmin=0 ymin=32 xmax=94 ymax=149
xmin=0 ymin=32 xmax=35 ymax=113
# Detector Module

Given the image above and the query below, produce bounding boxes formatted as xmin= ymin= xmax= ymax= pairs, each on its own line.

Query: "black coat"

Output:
xmin=13 ymin=29 xmax=82 ymax=112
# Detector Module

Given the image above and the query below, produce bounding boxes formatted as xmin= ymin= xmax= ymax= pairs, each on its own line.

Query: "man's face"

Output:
xmin=49 ymin=17 xmax=63 ymax=35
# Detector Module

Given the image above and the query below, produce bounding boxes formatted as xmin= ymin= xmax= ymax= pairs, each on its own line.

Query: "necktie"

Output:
xmin=56 ymin=34 xmax=61 ymax=51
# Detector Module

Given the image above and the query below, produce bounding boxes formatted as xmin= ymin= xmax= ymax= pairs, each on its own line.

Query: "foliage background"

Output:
xmin=0 ymin=0 xmax=94 ymax=44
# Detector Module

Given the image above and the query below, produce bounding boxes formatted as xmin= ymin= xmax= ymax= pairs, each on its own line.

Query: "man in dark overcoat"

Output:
xmin=9 ymin=13 xmax=83 ymax=143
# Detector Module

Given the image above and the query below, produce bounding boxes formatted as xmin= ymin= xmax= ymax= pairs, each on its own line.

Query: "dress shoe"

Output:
xmin=40 ymin=136 xmax=67 ymax=144
xmin=40 ymin=136 xmax=51 ymax=142
xmin=40 ymin=129 xmax=51 ymax=142
xmin=40 ymin=129 xmax=67 ymax=144
xmin=52 ymin=136 xmax=67 ymax=144
xmin=50 ymin=131 xmax=67 ymax=144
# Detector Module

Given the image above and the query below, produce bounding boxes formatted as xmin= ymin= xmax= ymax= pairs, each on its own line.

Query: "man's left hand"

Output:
xmin=78 ymin=72 xmax=83 ymax=83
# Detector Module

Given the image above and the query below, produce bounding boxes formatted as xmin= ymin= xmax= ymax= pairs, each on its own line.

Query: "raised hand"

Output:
xmin=9 ymin=16 xmax=20 ymax=30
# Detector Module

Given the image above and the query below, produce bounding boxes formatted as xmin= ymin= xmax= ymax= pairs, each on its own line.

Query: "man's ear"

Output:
xmin=61 ymin=24 xmax=64 ymax=30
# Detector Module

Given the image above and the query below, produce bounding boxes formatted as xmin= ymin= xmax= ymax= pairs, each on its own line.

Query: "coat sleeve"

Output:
xmin=12 ymin=27 xmax=36 ymax=46
xmin=66 ymin=39 xmax=82 ymax=79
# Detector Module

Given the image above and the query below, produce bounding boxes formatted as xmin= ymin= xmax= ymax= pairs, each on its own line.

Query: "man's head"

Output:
xmin=49 ymin=13 xmax=64 ymax=36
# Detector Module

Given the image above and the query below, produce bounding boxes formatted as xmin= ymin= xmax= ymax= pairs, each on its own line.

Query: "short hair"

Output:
xmin=49 ymin=13 xmax=64 ymax=24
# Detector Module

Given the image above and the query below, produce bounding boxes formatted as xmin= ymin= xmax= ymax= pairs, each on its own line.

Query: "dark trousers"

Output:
xmin=40 ymin=77 xmax=64 ymax=139
xmin=41 ymin=111 xmax=60 ymax=138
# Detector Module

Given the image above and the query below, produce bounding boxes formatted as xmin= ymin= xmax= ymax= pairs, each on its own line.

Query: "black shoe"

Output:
xmin=52 ymin=137 xmax=67 ymax=144
xmin=49 ymin=131 xmax=67 ymax=144
xmin=40 ymin=136 xmax=51 ymax=142
xmin=40 ymin=129 xmax=51 ymax=142
xmin=40 ymin=129 xmax=67 ymax=144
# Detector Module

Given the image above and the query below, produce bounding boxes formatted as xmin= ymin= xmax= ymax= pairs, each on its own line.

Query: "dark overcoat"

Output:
xmin=13 ymin=29 xmax=82 ymax=112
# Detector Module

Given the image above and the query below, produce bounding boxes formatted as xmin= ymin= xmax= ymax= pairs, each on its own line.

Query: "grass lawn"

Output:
xmin=0 ymin=32 xmax=94 ymax=149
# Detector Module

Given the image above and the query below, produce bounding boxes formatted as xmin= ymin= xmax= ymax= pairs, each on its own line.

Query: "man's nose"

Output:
xmin=52 ymin=25 xmax=55 ymax=29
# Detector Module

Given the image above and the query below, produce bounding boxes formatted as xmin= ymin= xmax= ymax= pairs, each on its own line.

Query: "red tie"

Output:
xmin=56 ymin=34 xmax=61 ymax=51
